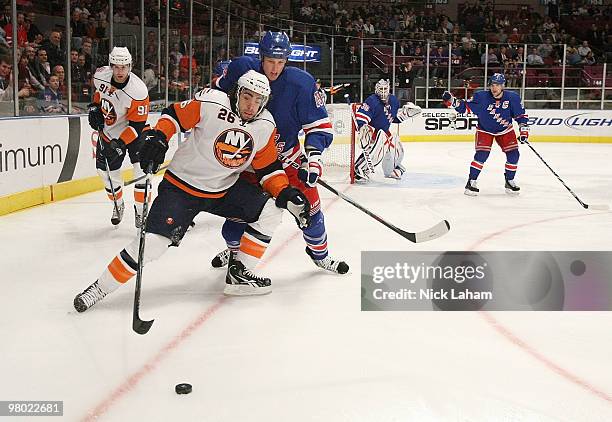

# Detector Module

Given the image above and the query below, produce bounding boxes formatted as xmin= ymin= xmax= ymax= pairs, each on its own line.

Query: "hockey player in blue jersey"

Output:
xmin=442 ymin=73 xmax=529 ymax=196
xmin=211 ymin=31 xmax=349 ymax=274
xmin=354 ymin=79 xmax=422 ymax=181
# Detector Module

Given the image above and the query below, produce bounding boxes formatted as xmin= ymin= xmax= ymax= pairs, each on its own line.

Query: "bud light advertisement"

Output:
xmin=243 ymin=42 xmax=321 ymax=63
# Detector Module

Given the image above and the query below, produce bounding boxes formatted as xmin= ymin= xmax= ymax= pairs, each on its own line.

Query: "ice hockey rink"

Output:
xmin=2 ymin=142 xmax=612 ymax=421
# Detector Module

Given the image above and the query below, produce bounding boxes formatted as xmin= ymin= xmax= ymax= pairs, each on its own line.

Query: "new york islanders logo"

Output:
xmin=213 ymin=129 xmax=254 ymax=168
xmin=100 ymin=98 xmax=118 ymax=126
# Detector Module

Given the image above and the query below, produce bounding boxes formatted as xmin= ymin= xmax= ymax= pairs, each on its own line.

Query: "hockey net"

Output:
xmin=319 ymin=103 xmax=359 ymax=184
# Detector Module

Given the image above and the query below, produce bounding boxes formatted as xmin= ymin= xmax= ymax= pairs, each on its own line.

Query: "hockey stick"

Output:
xmin=283 ymin=156 xmax=451 ymax=243
xmin=98 ymin=135 xmax=122 ymax=224
xmin=523 ymin=140 xmax=609 ymax=211
xmin=132 ymin=163 xmax=155 ymax=335
xmin=125 ymin=164 xmax=169 ymax=186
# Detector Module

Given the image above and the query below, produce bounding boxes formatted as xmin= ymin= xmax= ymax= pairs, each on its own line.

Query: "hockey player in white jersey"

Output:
xmin=88 ymin=47 xmax=150 ymax=227
xmin=354 ymin=79 xmax=422 ymax=181
xmin=74 ymin=71 xmax=311 ymax=311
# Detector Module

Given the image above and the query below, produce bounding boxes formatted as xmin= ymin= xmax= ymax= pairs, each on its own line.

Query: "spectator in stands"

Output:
xmin=508 ymin=28 xmax=522 ymax=44
xmin=577 ymin=40 xmax=592 ymax=58
xmin=461 ymin=31 xmax=476 ymax=48
xmin=396 ymin=61 xmax=416 ymax=104
xmin=538 ymin=38 xmax=554 ymax=59
xmin=345 ymin=43 xmax=358 ymax=73
xmin=587 ymin=24 xmax=603 ymax=47
xmin=52 ymin=64 xmax=66 ymax=96
xmin=461 ymin=41 xmax=480 ymax=68
xmin=497 ymin=45 xmax=511 ymax=64
xmin=4 ymin=12 xmax=28 ymax=47
xmin=30 ymin=48 xmax=50 ymax=87
xmin=71 ymin=10 xmax=87 ymax=39
xmin=512 ymin=46 xmax=525 ymax=62
xmin=0 ymin=5 xmax=10 ymax=28
xmin=37 ymin=74 xmax=65 ymax=113
xmin=566 ymin=46 xmax=582 ymax=65
xmin=581 ymin=51 xmax=596 ymax=65
xmin=23 ymin=46 xmax=43 ymax=91
xmin=80 ymin=39 xmax=94 ymax=69
xmin=481 ymin=47 xmax=499 ymax=65
xmin=42 ymin=30 xmax=65 ymax=68
xmin=26 ymin=12 xmax=43 ymax=43
xmin=527 ymin=47 xmax=544 ymax=66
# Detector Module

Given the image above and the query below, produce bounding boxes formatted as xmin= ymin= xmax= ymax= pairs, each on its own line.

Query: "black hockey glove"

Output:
xmin=100 ymin=138 xmax=126 ymax=163
xmin=88 ymin=103 xmax=105 ymax=131
xmin=276 ymin=186 xmax=311 ymax=229
xmin=139 ymin=128 xmax=169 ymax=173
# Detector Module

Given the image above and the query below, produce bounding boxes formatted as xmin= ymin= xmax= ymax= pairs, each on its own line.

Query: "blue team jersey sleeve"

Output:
xmin=390 ymin=95 xmax=401 ymax=123
xmin=508 ymin=92 xmax=528 ymax=125
xmin=355 ymin=95 xmax=377 ymax=129
xmin=457 ymin=91 xmax=486 ymax=115
xmin=215 ymin=56 xmax=255 ymax=92
xmin=297 ymin=75 xmax=333 ymax=151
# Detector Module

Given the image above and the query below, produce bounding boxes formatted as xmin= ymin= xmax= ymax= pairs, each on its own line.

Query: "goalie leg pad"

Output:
xmin=354 ymin=128 xmax=388 ymax=179
xmin=382 ymin=135 xmax=405 ymax=179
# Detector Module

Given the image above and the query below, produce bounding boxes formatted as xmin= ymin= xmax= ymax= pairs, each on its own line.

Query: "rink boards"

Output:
xmin=1 ymin=108 xmax=611 ymax=215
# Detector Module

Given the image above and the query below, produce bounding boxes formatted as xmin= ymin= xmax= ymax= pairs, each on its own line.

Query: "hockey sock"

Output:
xmin=133 ymin=164 xmax=147 ymax=214
xmin=222 ymin=219 xmax=247 ymax=253
xmin=237 ymin=225 xmax=271 ymax=269
xmin=303 ymin=211 xmax=328 ymax=260
xmin=97 ymin=168 xmax=123 ymax=203
xmin=504 ymin=148 xmax=519 ymax=180
xmin=98 ymin=233 xmax=171 ymax=292
xmin=469 ymin=150 xmax=490 ymax=180
xmin=236 ymin=200 xmax=280 ymax=269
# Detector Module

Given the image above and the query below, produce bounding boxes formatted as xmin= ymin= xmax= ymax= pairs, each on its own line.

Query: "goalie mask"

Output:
xmin=375 ymin=79 xmax=391 ymax=102
xmin=232 ymin=70 xmax=271 ymax=121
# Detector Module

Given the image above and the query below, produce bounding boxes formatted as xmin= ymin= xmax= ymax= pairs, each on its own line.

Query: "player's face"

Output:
xmin=261 ymin=57 xmax=286 ymax=81
xmin=112 ymin=64 xmax=130 ymax=83
xmin=490 ymin=83 xmax=503 ymax=98
xmin=238 ymin=88 xmax=265 ymax=120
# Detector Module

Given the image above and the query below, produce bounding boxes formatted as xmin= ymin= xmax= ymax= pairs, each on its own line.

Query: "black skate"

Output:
xmin=224 ymin=254 xmax=271 ymax=296
xmin=74 ymin=280 xmax=108 ymax=312
xmin=211 ymin=249 xmax=230 ymax=268
xmin=505 ymin=179 xmax=520 ymax=195
xmin=464 ymin=179 xmax=479 ymax=196
xmin=306 ymin=247 xmax=349 ymax=274
xmin=111 ymin=201 xmax=125 ymax=225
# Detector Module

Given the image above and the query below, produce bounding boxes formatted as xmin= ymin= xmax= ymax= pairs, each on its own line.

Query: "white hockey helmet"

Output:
xmin=109 ymin=46 xmax=132 ymax=67
xmin=235 ymin=70 xmax=271 ymax=120
xmin=375 ymin=79 xmax=391 ymax=102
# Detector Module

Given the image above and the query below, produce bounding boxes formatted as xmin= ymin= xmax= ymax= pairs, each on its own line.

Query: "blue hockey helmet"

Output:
xmin=489 ymin=73 xmax=506 ymax=86
xmin=213 ymin=60 xmax=231 ymax=77
xmin=259 ymin=31 xmax=291 ymax=60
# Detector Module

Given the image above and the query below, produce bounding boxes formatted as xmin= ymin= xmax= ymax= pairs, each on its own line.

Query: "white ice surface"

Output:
xmin=1 ymin=143 xmax=611 ymax=421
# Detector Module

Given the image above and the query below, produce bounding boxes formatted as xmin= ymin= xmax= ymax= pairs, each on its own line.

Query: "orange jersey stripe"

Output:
xmin=239 ymin=235 xmax=266 ymax=259
xmin=108 ymin=256 xmax=135 ymax=283
xmin=134 ymin=190 xmax=150 ymax=204
xmin=164 ymin=172 xmax=227 ymax=198
xmin=119 ymin=125 xmax=139 ymax=144
xmin=261 ymin=172 xmax=289 ymax=198
xmin=172 ymin=100 xmax=202 ymax=132
xmin=251 ymin=128 xmax=279 ymax=171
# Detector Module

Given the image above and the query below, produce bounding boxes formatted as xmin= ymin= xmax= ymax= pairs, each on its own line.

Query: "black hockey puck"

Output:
xmin=175 ymin=383 xmax=192 ymax=394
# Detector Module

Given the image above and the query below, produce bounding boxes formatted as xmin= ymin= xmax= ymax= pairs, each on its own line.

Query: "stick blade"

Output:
xmin=133 ymin=318 xmax=154 ymax=335
xmin=404 ymin=220 xmax=451 ymax=243
xmin=586 ymin=204 xmax=610 ymax=211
